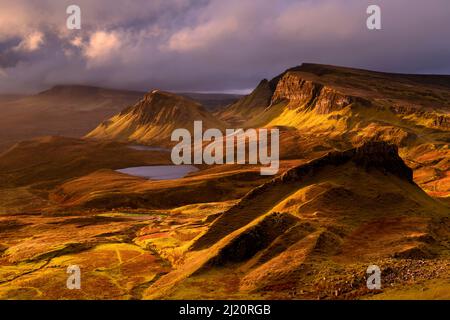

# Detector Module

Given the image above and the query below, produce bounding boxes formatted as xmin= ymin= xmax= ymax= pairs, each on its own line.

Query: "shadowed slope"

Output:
xmin=50 ymin=168 xmax=270 ymax=210
xmin=219 ymin=79 xmax=277 ymax=126
xmin=0 ymin=136 xmax=171 ymax=188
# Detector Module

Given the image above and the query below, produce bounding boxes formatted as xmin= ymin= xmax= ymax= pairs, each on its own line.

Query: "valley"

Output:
xmin=0 ymin=64 xmax=448 ymax=300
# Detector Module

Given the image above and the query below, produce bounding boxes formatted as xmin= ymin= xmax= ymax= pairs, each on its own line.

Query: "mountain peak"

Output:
xmin=86 ymin=90 xmax=225 ymax=146
xmin=124 ymin=89 xmax=200 ymax=118
xmin=142 ymin=89 xmax=189 ymax=102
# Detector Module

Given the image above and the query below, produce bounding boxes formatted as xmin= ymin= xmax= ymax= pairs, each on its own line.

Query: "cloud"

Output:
xmin=83 ymin=31 xmax=122 ymax=67
xmin=70 ymin=36 xmax=83 ymax=48
xmin=0 ymin=0 xmax=450 ymax=94
xmin=13 ymin=31 xmax=45 ymax=52
xmin=166 ymin=17 xmax=239 ymax=52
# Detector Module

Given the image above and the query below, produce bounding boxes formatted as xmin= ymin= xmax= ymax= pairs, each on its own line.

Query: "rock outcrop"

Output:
xmin=271 ymin=72 xmax=371 ymax=114
xmin=191 ymin=141 xmax=414 ymax=250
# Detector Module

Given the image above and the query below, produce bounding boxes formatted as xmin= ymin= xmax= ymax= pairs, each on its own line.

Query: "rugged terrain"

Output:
xmin=0 ymin=142 xmax=448 ymax=299
xmin=0 ymin=64 xmax=448 ymax=300
xmin=0 ymin=86 xmax=239 ymax=152
xmin=145 ymin=142 xmax=450 ymax=299
xmin=86 ymin=90 xmax=226 ymax=146
xmin=219 ymin=64 xmax=450 ymax=198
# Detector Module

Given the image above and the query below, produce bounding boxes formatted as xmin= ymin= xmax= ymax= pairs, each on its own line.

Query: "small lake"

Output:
xmin=116 ymin=165 xmax=199 ymax=180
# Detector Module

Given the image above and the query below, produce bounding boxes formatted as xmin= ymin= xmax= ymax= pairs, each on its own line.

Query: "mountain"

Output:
xmin=0 ymin=85 xmax=145 ymax=152
xmin=143 ymin=142 xmax=450 ymax=299
xmin=219 ymin=63 xmax=450 ymax=198
xmin=0 ymin=86 xmax=241 ymax=152
xmin=0 ymin=65 xmax=448 ymax=300
xmin=86 ymin=90 xmax=226 ymax=146
xmin=222 ymin=63 xmax=450 ymax=128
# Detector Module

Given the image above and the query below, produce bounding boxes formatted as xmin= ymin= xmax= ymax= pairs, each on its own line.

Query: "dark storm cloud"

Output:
xmin=0 ymin=40 xmax=21 ymax=68
xmin=1 ymin=0 xmax=450 ymax=94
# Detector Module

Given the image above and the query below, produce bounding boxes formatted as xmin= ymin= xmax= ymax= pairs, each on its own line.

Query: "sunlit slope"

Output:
xmin=191 ymin=141 xmax=438 ymax=250
xmin=233 ymin=63 xmax=449 ymax=135
xmin=144 ymin=142 xmax=449 ymax=299
xmin=220 ymin=63 xmax=450 ymax=197
xmin=224 ymin=63 xmax=450 ymax=124
xmin=86 ymin=90 xmax=226 ymax=146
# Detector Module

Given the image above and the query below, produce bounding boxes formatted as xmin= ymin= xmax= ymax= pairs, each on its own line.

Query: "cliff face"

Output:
xmin=221 ymin=67 xmax=373 ymax=125
xmin=271 ymin=72 xmax=370 ymax=114
xmin=222 ymin=63 xmax=450 ymax=130
xmin=390 ymin=105 xmax=450 ymax=130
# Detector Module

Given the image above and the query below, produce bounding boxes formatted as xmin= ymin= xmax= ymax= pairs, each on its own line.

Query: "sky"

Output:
xmin=1 ymin=0 xmax=450 ymax=94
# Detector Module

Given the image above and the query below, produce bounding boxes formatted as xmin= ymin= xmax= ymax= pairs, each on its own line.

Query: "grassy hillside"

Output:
xmin=143 ymin=142 xmax=449 ymax=299
xmin=86 ymin=90 xmax=226 ymax=146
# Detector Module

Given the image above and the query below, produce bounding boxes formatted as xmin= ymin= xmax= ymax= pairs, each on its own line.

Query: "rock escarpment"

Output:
xmin=271 ymin=72 xmax=371 ymax=114
xmin=192 ymin=141 xmax=414 ymax=250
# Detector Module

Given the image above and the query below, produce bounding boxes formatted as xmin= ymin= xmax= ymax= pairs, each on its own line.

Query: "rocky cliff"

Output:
xmin=271 ymin=72 xmax=371 ymax=114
